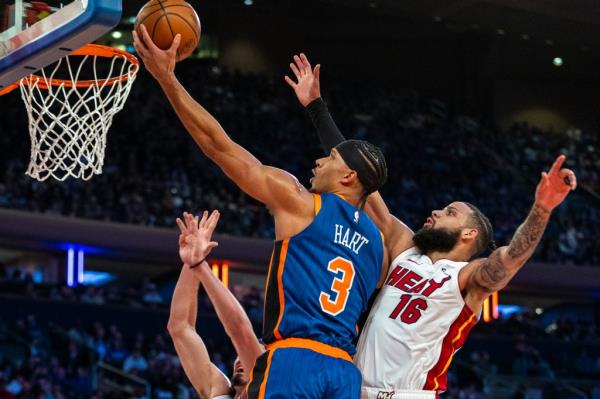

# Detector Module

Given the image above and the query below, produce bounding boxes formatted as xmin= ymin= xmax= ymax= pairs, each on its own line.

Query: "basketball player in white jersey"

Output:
xmin=170 ymin=210 xmax=264 ymax=399
xmin=286 ymin=53 xmax=578 ymax=399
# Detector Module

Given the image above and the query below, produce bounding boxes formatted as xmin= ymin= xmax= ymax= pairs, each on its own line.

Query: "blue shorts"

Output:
xmin=247 ymin=346 xmax=361 ymax=399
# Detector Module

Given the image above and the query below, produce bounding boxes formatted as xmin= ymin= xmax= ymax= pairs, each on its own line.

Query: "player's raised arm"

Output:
xmin=464 ymin=155 xmax=577 ymax=296
xmin=168 ymin=211 xmax=231 ymax=398
xmin=178 ymin=211 xmax=265 ymax=379
xmin=286 ymin=53 xmax=414 ymax=257
xmin=133 ymin=28 xmax=311 ymax=215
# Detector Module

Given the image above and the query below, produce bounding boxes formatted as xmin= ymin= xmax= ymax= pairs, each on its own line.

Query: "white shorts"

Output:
xmin=361 ymin=387 xmax=437 ymax=399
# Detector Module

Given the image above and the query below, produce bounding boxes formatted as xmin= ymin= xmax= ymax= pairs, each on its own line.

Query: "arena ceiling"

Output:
xmin=321 ymin=0 xmax=600 ymax=48
xmin=120 ymin=0 xmax=600 ymax=50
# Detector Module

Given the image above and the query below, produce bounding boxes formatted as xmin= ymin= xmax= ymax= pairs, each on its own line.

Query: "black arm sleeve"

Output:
xmin=306 ymin=97 xmax=346 ymax=154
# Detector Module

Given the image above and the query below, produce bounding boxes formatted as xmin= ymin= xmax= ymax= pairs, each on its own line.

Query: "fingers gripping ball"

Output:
xmin=134 ymin=0 xmax=201 ymax=61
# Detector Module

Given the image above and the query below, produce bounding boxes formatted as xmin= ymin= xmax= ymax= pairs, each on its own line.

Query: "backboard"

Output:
xmin=0 ymin=0 xmax=122 ymax=89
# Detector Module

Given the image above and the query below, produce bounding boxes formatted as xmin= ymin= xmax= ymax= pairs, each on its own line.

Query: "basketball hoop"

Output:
xmin=2 ymin=44 xmax=139 ymax=181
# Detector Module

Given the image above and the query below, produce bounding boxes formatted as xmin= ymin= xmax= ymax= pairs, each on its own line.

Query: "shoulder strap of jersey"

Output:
xmin=313 ymin=193 xmax=322 ymax=216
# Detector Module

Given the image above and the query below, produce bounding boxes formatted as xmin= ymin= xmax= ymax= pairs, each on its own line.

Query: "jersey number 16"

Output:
xmin=389 ymin=294 xmax=428 ymax=324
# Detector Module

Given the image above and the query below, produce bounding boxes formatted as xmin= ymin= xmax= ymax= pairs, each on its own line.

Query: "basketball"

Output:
xmin=134 ymin=0 xmax=201 ymax=62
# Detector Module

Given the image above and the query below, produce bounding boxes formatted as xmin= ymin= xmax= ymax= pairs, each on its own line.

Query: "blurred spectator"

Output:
xmin=142 ymin=283 xmax=163 ymax=305
xmin=123 ymin=349 xmax=148 ymax=375
xmin=0 ymin=62 xmax=597 ymax=266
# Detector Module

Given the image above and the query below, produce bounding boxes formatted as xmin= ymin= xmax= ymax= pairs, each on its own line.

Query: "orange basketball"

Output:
xmin=134 ymin=0 xmax=201 ymax=62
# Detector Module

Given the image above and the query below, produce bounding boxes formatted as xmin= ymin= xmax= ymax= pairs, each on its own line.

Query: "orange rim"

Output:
xmin=0 ymin=84 xmax=18 ymax=96
xmin=21 ymin=44 xmax=139 ymax=90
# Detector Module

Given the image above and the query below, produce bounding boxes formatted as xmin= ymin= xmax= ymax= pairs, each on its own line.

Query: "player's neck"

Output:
xmin=427 ymin=247 xmax=470 ymax=263
xmin=330 ymin=188 xmax=362 ymax=208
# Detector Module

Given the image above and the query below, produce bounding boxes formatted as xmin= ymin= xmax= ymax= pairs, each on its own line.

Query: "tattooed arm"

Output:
xmin=469 ymin=204 xmax=551 ymax=292
xmin=463 ymin=155 xmax=577 ymax=297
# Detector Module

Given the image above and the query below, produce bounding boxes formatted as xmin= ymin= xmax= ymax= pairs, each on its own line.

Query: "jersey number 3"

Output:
xmin=319 ymin=257 xmax=356 ymax=316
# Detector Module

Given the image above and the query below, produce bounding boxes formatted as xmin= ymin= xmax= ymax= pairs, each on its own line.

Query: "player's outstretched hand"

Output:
xmin=176 ymin=211 xmax=220 ymax=267
xmin=285 ymin=53 xmax=321 ymax=107
xmin=534 ymin=155 xmax=577 ymax=212
xmin=132 ymin=24 xmax=181 ymax=83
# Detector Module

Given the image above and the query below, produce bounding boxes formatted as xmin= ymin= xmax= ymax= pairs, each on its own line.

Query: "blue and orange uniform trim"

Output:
xmin=248 ymin=193 xmax=384 ymax=399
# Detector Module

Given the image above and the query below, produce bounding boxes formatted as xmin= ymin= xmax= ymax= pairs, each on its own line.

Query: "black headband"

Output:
xmin=335 ymin=140 xmax=382 ymax=195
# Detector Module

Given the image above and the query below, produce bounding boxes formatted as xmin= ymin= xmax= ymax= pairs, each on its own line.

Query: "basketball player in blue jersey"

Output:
xmin=133 ymin=29 xmax=389 ymax=399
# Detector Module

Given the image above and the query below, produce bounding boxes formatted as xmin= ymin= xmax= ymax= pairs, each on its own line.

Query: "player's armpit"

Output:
xmin=209 ymin=364 xmax=235 ymax=398
xmin=364 ymin=193 xmax=414 ymax=258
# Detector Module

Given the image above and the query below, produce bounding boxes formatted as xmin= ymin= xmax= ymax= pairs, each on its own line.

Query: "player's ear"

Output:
xmin=462 ymin=228 xmax=478 ymax=242
xmin=341 ymin=170 xmax=358 ymax=184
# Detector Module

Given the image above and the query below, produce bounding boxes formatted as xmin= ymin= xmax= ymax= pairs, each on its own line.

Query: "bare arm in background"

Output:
xmin=167 ymin=211 xmax=230 ymax=399
xmin=168 ymin=211 xmax=264 ymax=398
xmin=178 ymin=211 xmax=264 ymax=377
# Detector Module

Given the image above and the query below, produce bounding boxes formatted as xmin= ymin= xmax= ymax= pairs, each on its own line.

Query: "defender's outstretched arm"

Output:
xmin=168 ymin=259 xmax=230 ymax=398
xmin=286 ymin=53 xmax=414 ymax=257
xmin=176 ymin=212 xmax=264 ymax=381
xmin=466 ymin=155 xmax=577 ymax=294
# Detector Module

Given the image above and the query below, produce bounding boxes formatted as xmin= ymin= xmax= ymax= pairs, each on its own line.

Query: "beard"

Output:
xmin=413 ymin=226 xmax=461 ymax=253
xmin=231 ymin=372 xmax=247 ymax=388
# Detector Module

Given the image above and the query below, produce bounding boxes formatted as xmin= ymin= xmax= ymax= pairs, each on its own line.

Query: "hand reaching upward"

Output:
xmin=535 ymin=155 xmax=577 ymax=212
xmin=285 ymin=53 xmax=321 ymax=107
xmin=132 ymin=24 xmax=180 ymax=83
xmin=176 ymin=211 xmax=220 ymax=267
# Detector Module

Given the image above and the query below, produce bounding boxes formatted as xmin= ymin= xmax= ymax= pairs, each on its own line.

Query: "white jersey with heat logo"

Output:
xmin=354 ymin=247 xmax=479 ymax=396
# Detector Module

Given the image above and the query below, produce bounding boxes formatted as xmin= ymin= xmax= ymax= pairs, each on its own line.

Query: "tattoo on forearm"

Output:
xmin=476 ymin=205 xmax=550 ymax=291
xmin=507 ymin=205 xmax=550 ymax=259
xmin=478 ymin=251 xmax=508 ymax=288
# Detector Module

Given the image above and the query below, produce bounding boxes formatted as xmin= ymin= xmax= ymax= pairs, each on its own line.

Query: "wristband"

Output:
xmin=189 ymin=258 xmax=206 ymax=269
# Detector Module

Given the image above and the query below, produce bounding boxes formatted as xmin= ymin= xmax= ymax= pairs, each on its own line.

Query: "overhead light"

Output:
xmin=496 ymin=29 xmax=505 ymax=35
xmin=244 ymin=0 xmax=253 ymax=5
xmin=553 ymin=57 xmax=563 ymax=67
xmin=535 ymin=308 xmax=543 ymax=315
xmin=111 ymin=31 xmax=122 ymax=39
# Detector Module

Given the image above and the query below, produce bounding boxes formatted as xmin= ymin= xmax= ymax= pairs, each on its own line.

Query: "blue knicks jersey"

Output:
xmin=262 ymin=193 xmax=384 ymax=355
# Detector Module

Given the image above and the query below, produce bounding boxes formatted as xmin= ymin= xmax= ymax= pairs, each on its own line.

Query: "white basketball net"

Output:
xmin=18 ymin=48 xmax=138 ymax=181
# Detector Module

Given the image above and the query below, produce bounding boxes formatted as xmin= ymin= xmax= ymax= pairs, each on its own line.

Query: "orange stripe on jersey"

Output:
xmin=266 ymin=337 xmax=352 ymax=362
xmin=424 ymin=306 xmax=477 ymax=392
xmin=273 ymin=239 xmax=290 ymax=340
xmin=258 ymin=350 xmax=275 ymax=399
xmin=313 ymin=194 xmax=322 ymax=216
